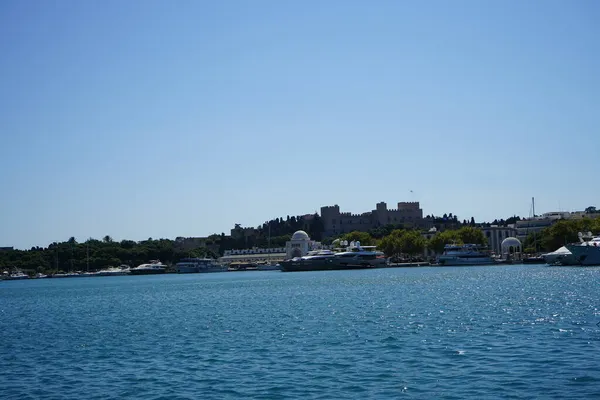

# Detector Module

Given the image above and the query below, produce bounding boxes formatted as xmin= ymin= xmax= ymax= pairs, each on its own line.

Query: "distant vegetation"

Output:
xmin=341 ymin=226 xmax=487 ymax=259
xmin=341 ymin=216 xmax=600 ymax=259
xmin=522 ymin=216 xmax=600 ymax=253
xmin=0 ymin=237 xmax=217 ymax=275
xmin=3 ymin=211 xmax=599 ymax=275
xmin=0 ymin=214 xmax=326 ymax=275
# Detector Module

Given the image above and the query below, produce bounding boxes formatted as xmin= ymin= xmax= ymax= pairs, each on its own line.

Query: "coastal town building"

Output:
xmin=482 ymin=226 xmax=518 ymax=255
xmin=501 ymin=237 xmax=522 ymax=257
xmin=218 ymin=230 xmax=324 ymax=263
xmin=512 ymin=211 xmax=588 ymax=241
xmin=420 ymin=226 xmax=518 ymax=259
xmin=220 ymin=247 xmax=287 ymax=264
xmin=320 ymin=201 xmax=424 ymax=237
xmin=285 ymin=230 xmax=323 ymax=258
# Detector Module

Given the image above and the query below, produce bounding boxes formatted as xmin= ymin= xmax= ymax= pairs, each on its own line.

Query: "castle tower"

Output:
xmin=375 ymin=202 xmax=388 ymax=227
xmin=320 ymin=205 xmax=340 ymax=237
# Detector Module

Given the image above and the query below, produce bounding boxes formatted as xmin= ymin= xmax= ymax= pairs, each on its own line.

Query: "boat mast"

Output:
xmin=531 ymin=197 xmax=537 ymax=252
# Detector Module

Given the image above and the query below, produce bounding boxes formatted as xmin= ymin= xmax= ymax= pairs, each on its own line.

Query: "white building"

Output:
xmin=285 ymin=230 xmax=322 ymax=258
xmin=482 ymin=226 xmax=518 ymax=255
xmin=512 ymin=211 xmax=579 ymax=241
xmin=220 ymin=247 xmax=287 ymax=264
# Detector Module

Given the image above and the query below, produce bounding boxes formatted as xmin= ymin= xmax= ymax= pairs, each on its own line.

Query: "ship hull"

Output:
xmin=280 ymin=258 xmax=383 ymax=272
xmin=438 ymin=256 xmax=495 ymax=266
xmin=129 ymin=269 xmax=166 ymax=275
xmin=198 ymin=267 xmax=228 ymax=273
xmin=565 ymin=245 xmax=600 ymax=266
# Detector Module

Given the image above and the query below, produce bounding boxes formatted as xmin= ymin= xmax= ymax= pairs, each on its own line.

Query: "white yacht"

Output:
xmin=255 ymin=261 xmax=281 ymax=271
xmin=175 ymin=258 xmax=227 ymax=273
xmin=333 ymin=243 xmax=388 ymax=268
xmin=96 ymin=265 xmax=131 ymax=276
xmin=130 ymin=260 xmax=167 ymax=275
xmin=542 ymin=246 xmax=575 ymax=265
xmin=3 ymin=270 xmax=30 ymax=280
xmin=565 ymin=232 xmax=600 ymax=266
xmin=437 ymin=244 xmax=495 ymax=266
xmin=280 ymin=242 xmax=387 ymax=272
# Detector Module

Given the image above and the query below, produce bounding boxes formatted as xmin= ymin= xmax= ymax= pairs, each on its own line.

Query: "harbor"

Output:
xmin=3 ymin=200 xmax=600 ymax=280
xmin=2 ymin=264 xmax=599 ymax=400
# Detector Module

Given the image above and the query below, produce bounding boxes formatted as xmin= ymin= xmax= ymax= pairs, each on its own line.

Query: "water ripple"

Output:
xmin=1 ymin=267 xmax=599 ymax=398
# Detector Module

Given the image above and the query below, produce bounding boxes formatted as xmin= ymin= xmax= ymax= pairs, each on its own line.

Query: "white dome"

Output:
xmin=501 ymin=237 xmax=522 ymax=249
xmin=291 ymin=230 xmax=310 ymax=241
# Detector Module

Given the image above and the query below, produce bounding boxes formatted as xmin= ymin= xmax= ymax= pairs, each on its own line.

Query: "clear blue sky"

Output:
xmin=1 ymin=0 xmax=598 ymax=249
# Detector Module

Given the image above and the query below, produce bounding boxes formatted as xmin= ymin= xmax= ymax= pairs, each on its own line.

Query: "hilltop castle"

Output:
xmin=320 ymin=201 xmax=424 ymax=237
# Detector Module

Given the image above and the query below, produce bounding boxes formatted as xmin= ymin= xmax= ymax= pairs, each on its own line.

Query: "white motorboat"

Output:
xmin=280 ymin=241 xmax=387 ymax=272
xmin=96 ymin=265 xmax=131 ymax=276
xmin=129 ymin=260 xmax=167 ymax=275
xmin=437 ymin=244 xmax=495 ymax=266
xmin=542 ymin=246 xmax=575 ymax=265
xmin=4 ymin=270 xmax=30 ymax=280
xmin=175 ymin=258 xmax=227 ymax=273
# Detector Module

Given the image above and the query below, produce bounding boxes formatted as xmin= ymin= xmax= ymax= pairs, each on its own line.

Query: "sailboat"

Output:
xmin=522 ymin=197 xmax=546 ymax=264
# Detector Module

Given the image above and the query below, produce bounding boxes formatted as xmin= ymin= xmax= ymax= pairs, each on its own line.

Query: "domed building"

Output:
xmin=501 ymin=237 xmax=522 ymax=258
xmin=286 ymin=230 xmax=320 ymax=259
xmin=291 ymin=230 xmax=310 ymax=241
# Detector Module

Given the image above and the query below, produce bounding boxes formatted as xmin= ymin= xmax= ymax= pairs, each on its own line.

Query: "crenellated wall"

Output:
xmin=320 ymin=201 xmax=424 ymax=237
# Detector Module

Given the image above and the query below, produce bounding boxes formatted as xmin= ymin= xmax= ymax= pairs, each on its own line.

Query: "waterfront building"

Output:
xmin=513 ymin=212 xmax=569 ymax=241
xmin=285 ymin=230 xmax=324 ymax=259
xmin=501 ymin=237 xmax=522 ymax=258
xmin=220 ymin=247 xmax=287 ymax=264
xmin=420 ymin=226 xmax=518 ymax=259
xmin=482 ymin=226 xmax=518 ymax=255
xmin=320 ymin=201 xmax=424 ymax=237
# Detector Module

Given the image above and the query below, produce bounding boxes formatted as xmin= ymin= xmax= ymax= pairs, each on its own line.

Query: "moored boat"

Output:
xmin=129 ymin=260 xmax=167 ymax=275
xmin=542 ymin=246 xmax=576 ymax=265
xmin=175 ymin=258 xmax=227 ymax=273
xmin=256 ymin=261 xmax=280 ymax=271
xmin=521 ymin=256 xmax=546 ymax=264
xmin=280 ymin=242 xmax=387 ymax=272
xmin=228 ymin=262 xmax=256 ymax=271
xmin=96 ymin=265 xmax=131 ymax=276
xmin=3 ymin=270 xmax=30 ymax=280
xmin=437 ymin=244 xmax=494 ymax=266
xmin=565 ymin=232 xmax=600 ymax=266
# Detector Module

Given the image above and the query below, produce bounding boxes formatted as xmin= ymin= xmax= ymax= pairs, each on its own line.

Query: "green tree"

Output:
xmin=342 ymin=231 xmax=374 ymax=246
xmin=398 ymin=230 xmax=426 ymax=256
xmin=428 ymin=230 xmax=460 ymax=254
xmin=456 ymin=226 xmax=487 ymax=245
xmin=531 ymin=217 xmax=600 ymax=252
xmin=378 ymin=229 xmax=425 ymax=258
xmin=379 ymin=232 xmax=402 ymax=258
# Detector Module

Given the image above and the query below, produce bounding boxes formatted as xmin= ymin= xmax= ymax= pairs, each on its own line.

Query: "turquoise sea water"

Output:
xmin=1 ymin=265 xmax=600 ymax=399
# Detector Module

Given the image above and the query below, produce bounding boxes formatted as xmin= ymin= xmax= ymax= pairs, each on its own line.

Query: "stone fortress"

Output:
xmin=320 ymin=201 xmax=424 ymax=237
